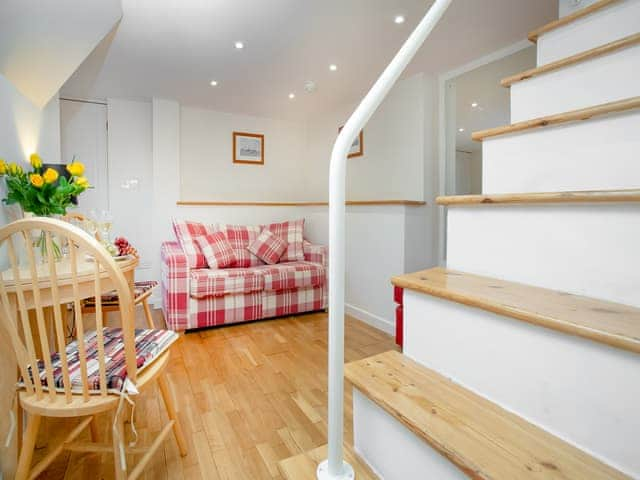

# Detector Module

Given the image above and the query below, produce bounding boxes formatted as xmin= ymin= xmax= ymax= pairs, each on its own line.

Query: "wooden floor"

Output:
xmin=35 ymin=310 xmax=397 ymax=479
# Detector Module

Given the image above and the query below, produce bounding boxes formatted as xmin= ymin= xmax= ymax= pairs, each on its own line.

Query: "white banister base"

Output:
xmin=317 ymin=460 xmax=355 ymax=480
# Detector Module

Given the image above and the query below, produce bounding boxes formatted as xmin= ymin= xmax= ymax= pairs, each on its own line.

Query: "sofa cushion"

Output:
xmin=172 ymin=218 xmax=214 ymax=269
xmin=248 ymin=229 xmax=288 ymax=265
xmin=263 ymin=219 xmax=304 ymax=262
xmin=190 ymin=267 xmax=264 ymax=298
xmin=255 ymin=261 xmax=326 ymax=291
xmin=215 ymin=223 xmax=264 ymax=267
xmin=196 ymin=232 xmax=237 ymax=269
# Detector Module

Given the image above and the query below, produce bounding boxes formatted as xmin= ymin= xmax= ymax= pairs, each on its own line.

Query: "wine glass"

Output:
xmin=99 ymin=210 xmax=114 ymax=244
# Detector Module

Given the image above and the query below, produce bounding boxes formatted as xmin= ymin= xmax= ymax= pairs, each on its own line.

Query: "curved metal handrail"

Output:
xmin=321 ymin=1 xmax=453 ymax=478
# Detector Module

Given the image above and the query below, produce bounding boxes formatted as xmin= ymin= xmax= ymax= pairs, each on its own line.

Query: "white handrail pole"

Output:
xmin=320 ymin=1 xmax=453 ymax=479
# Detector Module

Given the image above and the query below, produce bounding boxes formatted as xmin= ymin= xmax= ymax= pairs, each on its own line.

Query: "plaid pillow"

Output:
xmin=263 ymin=219 xmax=305 ymax=262
xmin=248 ymin=229 xmax=288 ymax=265
xmin=172 ymin=218 xmax=214 ymax=268
xmin=195 ymin=232 xmax=237 ymax=269
xmin=215 ymin=223 xmax=264 ymax=267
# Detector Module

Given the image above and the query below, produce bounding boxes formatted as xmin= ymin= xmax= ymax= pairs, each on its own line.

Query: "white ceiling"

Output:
xmin=0 ymin=0 xmax=122 ymax=107
xmin=453 ymin=45 xmax=537 ymax=153
xmin=61 ymin=0 xmax=556 ymax=120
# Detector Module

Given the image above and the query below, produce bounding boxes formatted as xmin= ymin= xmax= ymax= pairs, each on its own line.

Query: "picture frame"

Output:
xmin=233 ymin=132 xmax=264 ymax=165
xmin=339 ymin=126 xmax=364 ymax=158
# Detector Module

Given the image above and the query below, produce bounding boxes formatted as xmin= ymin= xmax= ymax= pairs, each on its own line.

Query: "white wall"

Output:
xmin=0 ymin=72 xmax=61 ymax=480
xmin=180 ymin=107 xmax=309 ymax=201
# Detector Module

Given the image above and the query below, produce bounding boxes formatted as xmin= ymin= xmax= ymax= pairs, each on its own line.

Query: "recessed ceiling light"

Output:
xmin=210 ymin=80 xmax=218 ymax=86
xmin=394 ymin=15 xmax=405 ymax=24
xmin=458 ymin=128 xmax=465 ymax=132
xmin=329 ymin=64 xmax=338 ymax=71
xmin=471 ymin=102 xmax=478 ymax=108
xmin=288 ymin=93 xmax=296 ymax=99
xmin=234 ymin=41 xmax=244 ymax=49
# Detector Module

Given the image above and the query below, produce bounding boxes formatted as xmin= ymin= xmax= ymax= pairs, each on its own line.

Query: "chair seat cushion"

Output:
xmin=190 ymin=267 xmax=264 ymax=298
xmin=255 ymin=261 xmax=326 ymax=291
xmin=22 ymin=327 xmax=178 ymax=393
xmin=82 ymin=280 xmax=158 ymax=308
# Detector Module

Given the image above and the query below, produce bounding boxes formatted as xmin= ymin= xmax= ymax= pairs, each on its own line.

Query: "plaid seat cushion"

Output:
xmin=172 ymin=218 xmax=215 ymax=269
xmin=190 ymin=267 xmax=264 ymax=298
xmin=248 ymin=229 xmax=288 ymax=265
xmin=263 ymin=219 xmax=305 ymax=262
xmin=195 ymin=232 xmax=237 ymax=269
xmin=255 ymin=261 xmax=326 ymax=291
xmin=22 ymin=328 xmax=178 ymax=393
xmin=214 ymin=223 xmax=264 ymax=268
xmin=83 ymin=280 xmax=158 ymax=308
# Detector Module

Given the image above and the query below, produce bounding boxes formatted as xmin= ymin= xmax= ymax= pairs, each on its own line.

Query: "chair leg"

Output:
xmin=112 ymin=408 xmax=127 ymax=480
xmin=15 ymin=413 xmax=41 ymax=480
xmin=16 ymin=403 xmax=23 ymax=456
xmin=89 ymin=415 xmax=99 ymax=442
xmin=142 ymin=298 xmax=155 ymax=329
xmin=158 ymin=373 xmax=187 ymax=456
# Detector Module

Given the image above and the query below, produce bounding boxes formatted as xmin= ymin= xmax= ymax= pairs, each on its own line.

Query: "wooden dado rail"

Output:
xmin=177 ymin=200 xmax=426 ymax=207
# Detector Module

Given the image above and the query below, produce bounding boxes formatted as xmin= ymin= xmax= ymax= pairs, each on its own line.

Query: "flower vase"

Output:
xmin=23 ymin=212 xmax=63 ymax=263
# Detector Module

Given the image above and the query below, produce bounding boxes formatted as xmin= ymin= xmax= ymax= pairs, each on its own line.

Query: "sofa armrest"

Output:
xmin=303 ymin=240 xmax=327 ymax=268
xmin=161 ymin=241 xmax=190 ymax=331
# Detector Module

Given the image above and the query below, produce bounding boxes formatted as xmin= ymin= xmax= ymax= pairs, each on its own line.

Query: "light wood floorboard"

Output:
xmin=33 ymin=309 xmax=397 ymax=479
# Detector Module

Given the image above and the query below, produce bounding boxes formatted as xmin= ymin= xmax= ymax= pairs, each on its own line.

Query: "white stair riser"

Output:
xmin=511 ymin=44 xmax=640 ymax=122
xmin=483 ymin=111 xmax=640 ymax=193
xmin=353 ymin=389 xmax=466 ymax=480
xmin=537 ymin=0 xmax=640 ymax=65
xmin=403 ymin=291 xmax=640 ymax=477
xmin=446 ymin=204 xmax=640 ymax=307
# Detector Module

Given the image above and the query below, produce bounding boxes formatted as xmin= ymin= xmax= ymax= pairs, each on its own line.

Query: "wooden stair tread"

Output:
xmin=345 ymin=350 xmax=631 ymax=479
xmin=528 ymin=0 xmax=621 ymax=42
xmin=436 ymin=189 xmax=640 ymax=206
xmin=503 ymin=32 xmax=640 ymax=87
xmin=278 ymin=443 xmax=378 ymax=480
xmin=472 ymin=96 xmax=640 ymax=141
xmin=391 ymin=267 xmax=640 ymax=354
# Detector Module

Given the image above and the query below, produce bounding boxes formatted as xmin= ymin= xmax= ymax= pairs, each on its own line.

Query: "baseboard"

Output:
xmin=345 ymin=303 xmax=395 ymax=335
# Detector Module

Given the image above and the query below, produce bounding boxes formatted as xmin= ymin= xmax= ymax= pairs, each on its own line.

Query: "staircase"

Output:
xmin=344 ymin=1 xmax=639 ymax=479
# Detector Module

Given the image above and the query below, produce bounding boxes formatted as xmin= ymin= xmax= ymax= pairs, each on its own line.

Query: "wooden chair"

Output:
xmin=0 ymin=217 xmax=187 ymax=480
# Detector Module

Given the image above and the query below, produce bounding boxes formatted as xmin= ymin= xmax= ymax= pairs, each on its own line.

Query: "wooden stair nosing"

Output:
xmin=391 ymin=267 xmax=640 ymax=354
xmin=502 ymin=32 xmax=640 ymax=87
xmin=528 ymin=0 xmax=622 ymax=42
xmin=472 ymin=96 xmax=640 ymax=141
xmin=436 ymin=189 xmax=640 ymax=206
xmin=278 ymin=443 xmax=378 ymax=480
xmin=345 ymin=350 xmax=631 ymax=480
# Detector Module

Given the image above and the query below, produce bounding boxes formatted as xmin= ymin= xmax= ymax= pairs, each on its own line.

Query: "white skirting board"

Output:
xmin=345 ymin=303 xmax=395 ymax=335
xmin=403 ymin=290 xmax=640 ymax=477
xmin=536 ymin=0 xmax=640 ymax=65
xmin=353 ymin=388 xmax=466 ymax=480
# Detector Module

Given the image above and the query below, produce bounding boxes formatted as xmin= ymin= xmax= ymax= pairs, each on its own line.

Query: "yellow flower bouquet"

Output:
xmin=1 ymin=154 xmax=91 ymax=216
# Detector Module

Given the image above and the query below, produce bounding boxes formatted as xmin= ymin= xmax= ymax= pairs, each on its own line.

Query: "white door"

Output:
xmin=59 ymin=99 xmax=109 ymax=215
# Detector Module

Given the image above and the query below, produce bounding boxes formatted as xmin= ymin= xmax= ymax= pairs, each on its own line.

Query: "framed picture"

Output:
xmin=233 ymin=132 xmax=264 ymax=165
xmin=338 ymin=126 xmax=364 ymax=158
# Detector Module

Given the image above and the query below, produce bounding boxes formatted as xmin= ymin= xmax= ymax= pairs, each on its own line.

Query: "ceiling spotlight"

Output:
xmin=394 ymin=15 xmax=405 ymax=24
xmin=471 ymin=102 xmax=478 ymax=108
xmin=288 ymin=93 xmax=296 ymax=99
xmin=458 ymin=128 xmax=465 ymax=132
xmin=234 ymin=41 xmax=244 ymax=49
xmin=210 ymin=80 xmax=218 ymax=86
xmin=329 ymin=64 xmax=338 ymax=71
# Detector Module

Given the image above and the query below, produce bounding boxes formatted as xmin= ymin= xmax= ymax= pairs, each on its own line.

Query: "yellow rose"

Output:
xmin=43 ymin=167 xmax=59 ymax=184
xmin=30 ymin=173 xmax=44 ymax=188
xmin=66 ymin=161 xmax=85 ymax=177
xmin=7 ymin=162 xmax=23 ymax=176
xmin=30 ymin=153 xmax=42 ymax=169
xmin=75 ymin=176 xmax=90 ymax=188
xmin=0 ymin=159 xmax=6 ymax=175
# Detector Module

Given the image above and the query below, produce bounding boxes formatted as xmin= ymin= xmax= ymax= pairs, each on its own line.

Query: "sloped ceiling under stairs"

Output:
xmin=0 ymin=0 xmax=123 ymax=107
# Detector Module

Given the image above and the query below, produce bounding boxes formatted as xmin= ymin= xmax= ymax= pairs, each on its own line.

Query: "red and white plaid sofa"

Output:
xmin=161 ymin=221 xmax=327 ymax=331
